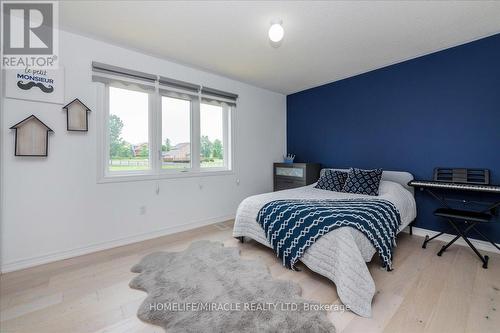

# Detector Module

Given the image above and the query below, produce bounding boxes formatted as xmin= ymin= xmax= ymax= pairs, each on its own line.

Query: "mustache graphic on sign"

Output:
xmin=17 ymin=81 xmax=54 ymax=93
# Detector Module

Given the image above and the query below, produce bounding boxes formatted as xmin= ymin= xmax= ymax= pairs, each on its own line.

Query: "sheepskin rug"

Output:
xmin=129 ymin=240 xmax=335 ymax=332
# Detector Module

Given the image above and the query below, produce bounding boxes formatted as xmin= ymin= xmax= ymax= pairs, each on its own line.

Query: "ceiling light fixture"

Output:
xmin=268 ymin=21 xmax=284 ymax=46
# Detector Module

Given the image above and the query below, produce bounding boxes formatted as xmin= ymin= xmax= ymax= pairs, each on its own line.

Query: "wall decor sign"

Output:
xmin=4 ymin=67 xmax=64 ymax=104
xmin=63 ymin=98 xmax=91 ymax=132
xmin=10 ymin=115 xmax=54 ymax=157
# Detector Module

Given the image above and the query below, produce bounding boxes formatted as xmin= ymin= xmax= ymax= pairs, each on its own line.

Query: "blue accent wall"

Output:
xmin=287 ymin=33 xmax=500 ymax=243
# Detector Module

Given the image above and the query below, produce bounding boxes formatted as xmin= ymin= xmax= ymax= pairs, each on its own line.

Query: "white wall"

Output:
xmin=0 ymin=30 xmax=286 ymax=272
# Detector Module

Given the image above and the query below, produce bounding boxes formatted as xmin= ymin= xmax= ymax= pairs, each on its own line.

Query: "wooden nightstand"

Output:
xmin=273 ymin=163 xmax=321 ymax=191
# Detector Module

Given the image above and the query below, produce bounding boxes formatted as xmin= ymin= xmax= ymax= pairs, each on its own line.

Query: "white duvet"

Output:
xmin=232 ymin=180 xmax=416 ymax=317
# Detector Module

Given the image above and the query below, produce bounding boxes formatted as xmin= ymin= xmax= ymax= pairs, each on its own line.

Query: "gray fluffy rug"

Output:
xmin=130 ymin=240 xmax=336 ymax=332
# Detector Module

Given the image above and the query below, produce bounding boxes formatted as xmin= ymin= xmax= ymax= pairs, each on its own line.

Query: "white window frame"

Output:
xmin=96 ymin=81 xmax=234 ymax=183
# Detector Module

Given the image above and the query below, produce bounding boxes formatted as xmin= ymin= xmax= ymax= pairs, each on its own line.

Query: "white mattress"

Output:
xmin=233 ymin=180 xmax=416 ymax=317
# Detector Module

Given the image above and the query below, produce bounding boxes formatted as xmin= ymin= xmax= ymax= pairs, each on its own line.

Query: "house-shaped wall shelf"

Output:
xmin=10 ymin=115 xmax=54 ymax=157
xmin=63 ymin=98 xmax=91 ymax=132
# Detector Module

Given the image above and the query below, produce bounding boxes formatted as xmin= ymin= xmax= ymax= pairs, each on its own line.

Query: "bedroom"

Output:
xmin=0 ymin=1 xmax=499 ymax=332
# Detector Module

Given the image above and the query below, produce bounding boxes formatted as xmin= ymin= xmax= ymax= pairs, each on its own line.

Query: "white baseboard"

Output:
xmin=402 ymin=226 xmax=500 ymax=254
xmin=0 ymin=214 xmax=235 ymax=274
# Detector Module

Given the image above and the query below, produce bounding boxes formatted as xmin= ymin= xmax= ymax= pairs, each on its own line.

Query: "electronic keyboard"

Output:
xmin=408 ymin=180 xmax=500 ymax=194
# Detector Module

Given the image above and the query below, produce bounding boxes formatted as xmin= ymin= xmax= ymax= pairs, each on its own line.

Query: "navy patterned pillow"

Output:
xmin=342 ymin=168 xmax=383 ymax=196
xmin=315 ymin=169 xmax=348 ymax=192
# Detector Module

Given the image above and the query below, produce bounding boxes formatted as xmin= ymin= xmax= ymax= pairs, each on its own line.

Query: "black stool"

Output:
xmin=422 ymin=208 xmax=497 ymax=269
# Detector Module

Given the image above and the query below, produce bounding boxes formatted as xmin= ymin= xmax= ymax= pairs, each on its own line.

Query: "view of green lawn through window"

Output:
xmin=108 ymin=86 xmax=150 ymax=172
xmin=162 ymin=96 xmax=191 ymax=170
xmin=108 ymin=87 xmax=227 ymax=173
xmin=200 ymin=103 xmax=224 ymax=168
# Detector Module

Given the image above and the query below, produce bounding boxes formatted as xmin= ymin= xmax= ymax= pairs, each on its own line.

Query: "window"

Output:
xmin=95 ymin=64 xmax=236 ymax=181
xmin=200 ymin=102 xmax=226 ymax=169
xmin=161 ymin=96 xmax=191 ymax=170
xmin=108 ymin=86 xmax=150 ymax=172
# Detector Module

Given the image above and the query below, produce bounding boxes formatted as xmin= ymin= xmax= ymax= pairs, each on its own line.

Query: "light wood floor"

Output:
xmin=1 ymin=220 xmax=499 ymax=333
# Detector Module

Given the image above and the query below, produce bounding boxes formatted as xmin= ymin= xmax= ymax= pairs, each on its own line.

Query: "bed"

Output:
xmin=232 ymin=170 xmax=417 ymax=317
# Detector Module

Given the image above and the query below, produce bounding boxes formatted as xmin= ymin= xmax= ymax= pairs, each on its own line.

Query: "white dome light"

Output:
xmin=268 ymin=23 xmax=284 ymax=43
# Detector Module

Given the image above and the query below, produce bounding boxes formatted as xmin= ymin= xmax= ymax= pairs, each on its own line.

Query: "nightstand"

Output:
xmin=273 ymin=163 xmax=321 ymax=191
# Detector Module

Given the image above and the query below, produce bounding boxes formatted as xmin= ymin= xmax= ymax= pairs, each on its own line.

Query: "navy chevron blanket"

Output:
xmin=256 ymin=199 xmax=401 ymax=271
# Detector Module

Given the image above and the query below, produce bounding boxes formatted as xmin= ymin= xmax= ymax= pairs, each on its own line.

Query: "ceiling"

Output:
xmin=59 ymin=1 xmax=500 ymax=94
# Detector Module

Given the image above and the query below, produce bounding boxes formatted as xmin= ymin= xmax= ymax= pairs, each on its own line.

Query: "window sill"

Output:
xmin=97 ymin=169 xmax=234 ymax=184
